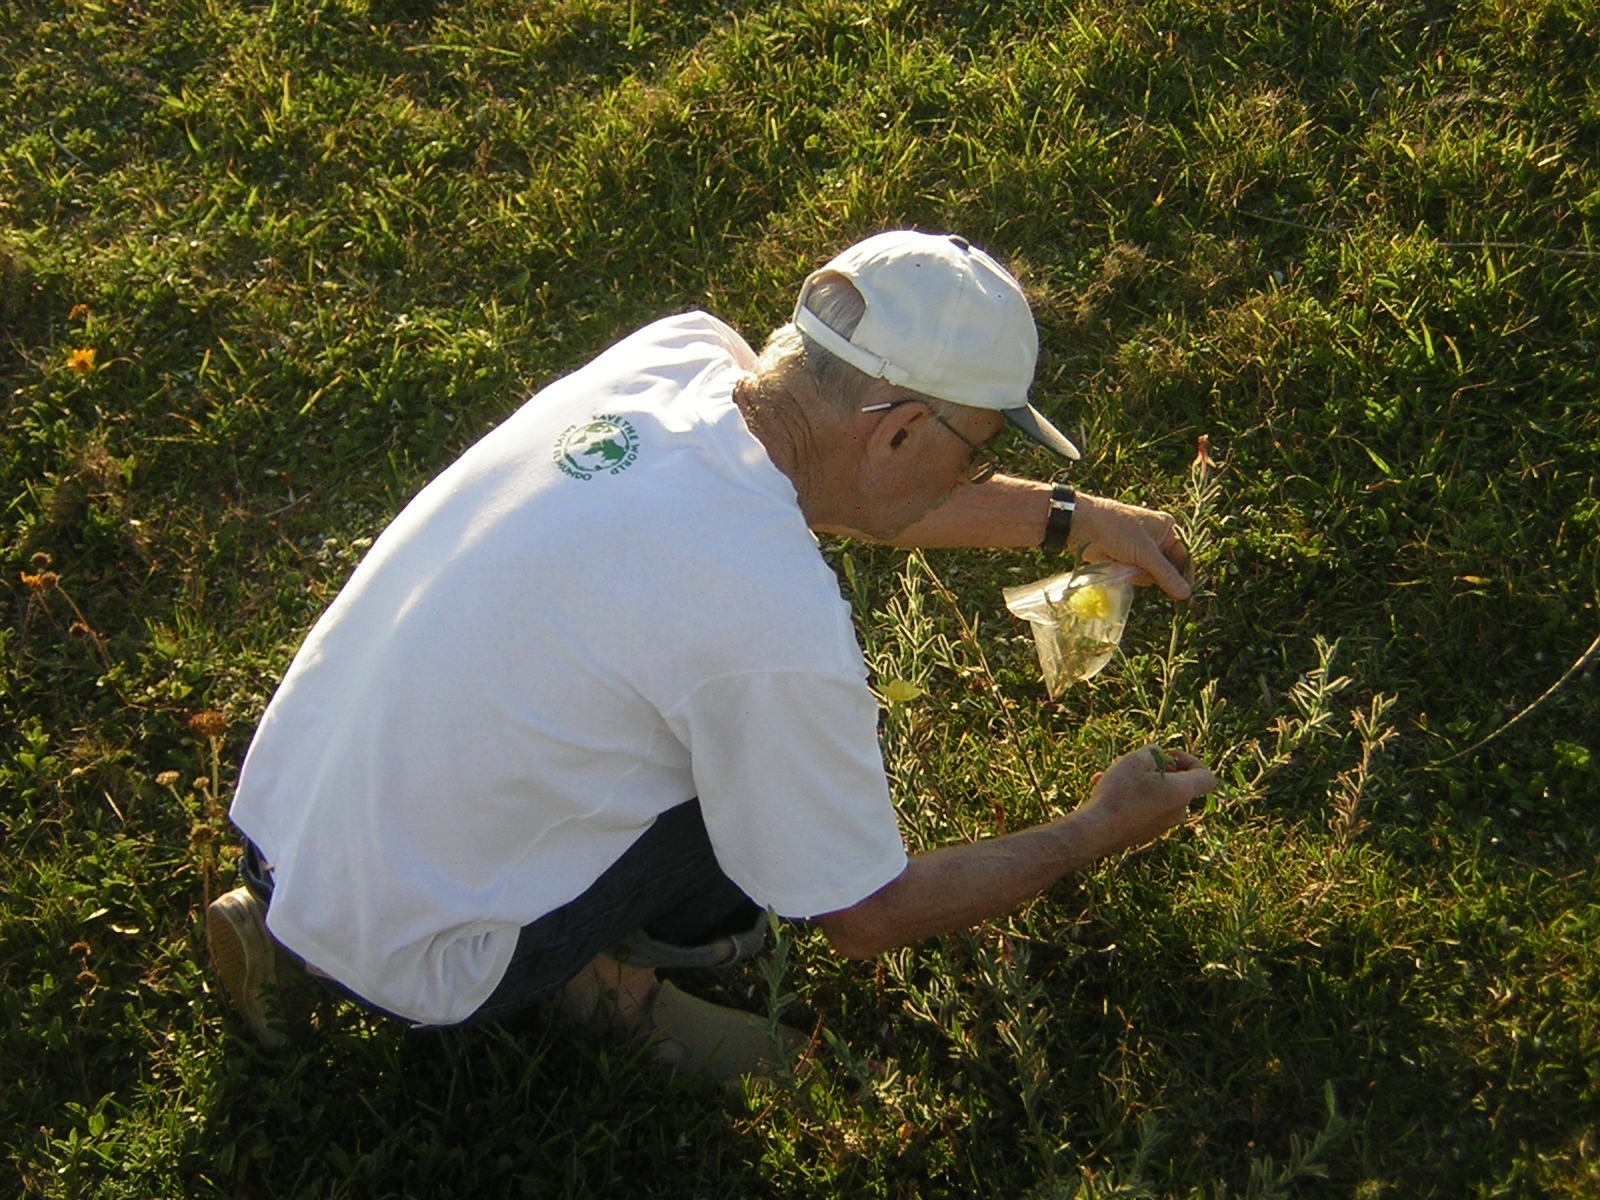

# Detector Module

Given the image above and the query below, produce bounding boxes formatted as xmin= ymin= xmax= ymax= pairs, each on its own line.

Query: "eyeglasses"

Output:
xmin=860 ymin=400 xmax=999 ymax=484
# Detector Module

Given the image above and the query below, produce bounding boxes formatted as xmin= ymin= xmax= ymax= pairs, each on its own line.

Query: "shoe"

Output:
xmin=206 ymin=886 xmax=290 ymax=1049
xmin=644 ymin=981 xmax=807 ymax=1084
xmin=612 ymin=908 xmax=770 ymax=970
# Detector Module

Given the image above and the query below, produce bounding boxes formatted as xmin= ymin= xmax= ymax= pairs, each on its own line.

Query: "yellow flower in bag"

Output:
xmin=1066 ymin=582 xmax=1114 ymax=621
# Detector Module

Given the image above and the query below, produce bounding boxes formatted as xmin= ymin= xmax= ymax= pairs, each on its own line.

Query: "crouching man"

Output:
xmin=209 ymin=231 xmax=1216 ymax=1079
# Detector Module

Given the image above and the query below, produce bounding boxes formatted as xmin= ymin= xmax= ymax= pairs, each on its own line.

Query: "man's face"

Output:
xmin=860 ymin=400 xmax=1006 ymax=538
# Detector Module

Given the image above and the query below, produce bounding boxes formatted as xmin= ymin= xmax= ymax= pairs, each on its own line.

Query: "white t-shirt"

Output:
xmin=230 ymin=312 xmax=909 ymax=1025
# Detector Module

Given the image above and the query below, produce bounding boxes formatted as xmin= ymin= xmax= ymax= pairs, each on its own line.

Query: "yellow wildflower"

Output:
xmin=1066 ymin=583 xmax=1113 ymax=621
xmin=66 ymin=347 xmax=96 ymax=374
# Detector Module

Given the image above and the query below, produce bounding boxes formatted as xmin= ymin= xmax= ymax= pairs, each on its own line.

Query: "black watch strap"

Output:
xmin=1042 ymin=483 xmax=1076 ymax=553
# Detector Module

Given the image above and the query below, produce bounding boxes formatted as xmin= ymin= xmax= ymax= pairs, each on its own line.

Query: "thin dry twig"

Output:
xmin=1425 ymin=628 xmax=1600 ymax=768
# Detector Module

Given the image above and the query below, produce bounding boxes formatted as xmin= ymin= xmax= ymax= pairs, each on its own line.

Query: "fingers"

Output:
xmin=1167 ymin=761 xmax=1219 ymax=802
xmin=1150 ymin=747 xmax=1206 ymax=773
xmin=1075 ymin=495 xmax=1194 ymax=601
xmin=1135 ymin=745 xmax=1218 ymax=801
xmin=1081 ymin=746 xmax=1215 ymax=853
xmin=1144 ymin=519 xmax=1193 ymax=600
xmin=1092 ymin=543 xmax=1190 ymax=598
xmin=1148 ymin=747 xmax=1218 ymax=801
xmin=1164 ymin=529 xmax=1190 ymax=568
xmin=1145 ymin=554 xmax=1193 ymax=600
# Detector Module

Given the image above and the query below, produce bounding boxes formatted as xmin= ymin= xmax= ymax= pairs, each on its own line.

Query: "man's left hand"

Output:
xmin=1070 ymin=493 xmax=1193 ymax=600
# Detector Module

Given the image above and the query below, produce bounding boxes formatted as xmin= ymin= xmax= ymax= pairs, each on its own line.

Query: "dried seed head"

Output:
xmin=187 ymin=711 xmax=227 ymax=739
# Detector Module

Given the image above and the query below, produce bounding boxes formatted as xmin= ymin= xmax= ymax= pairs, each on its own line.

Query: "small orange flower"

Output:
xmin=69 ymin=303 xmax=90 ymax=322
xmin=66 ymin=347 xmax=96 ymax=374
xmin=22 ymin=570 xmax=59 ymax=591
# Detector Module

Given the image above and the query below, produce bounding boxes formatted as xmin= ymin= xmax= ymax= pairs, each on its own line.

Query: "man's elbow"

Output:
xmin=826 ymin=930 xmax=881 ymax=961
xmin=814 ymin=908 xmax=892 ymax=961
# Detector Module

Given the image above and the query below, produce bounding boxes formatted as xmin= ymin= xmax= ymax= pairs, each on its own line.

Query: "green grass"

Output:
xmin=3 ymin=0 xmax=1597 ymax=1195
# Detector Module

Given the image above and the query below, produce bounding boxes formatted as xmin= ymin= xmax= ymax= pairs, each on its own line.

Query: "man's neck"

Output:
xmin=733 ymin=374 xmax=852 ymax=529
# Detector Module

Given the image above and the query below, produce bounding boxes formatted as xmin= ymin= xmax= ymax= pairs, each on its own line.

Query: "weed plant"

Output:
xmin=2 ymin=1 xmax=1597 ymax=1197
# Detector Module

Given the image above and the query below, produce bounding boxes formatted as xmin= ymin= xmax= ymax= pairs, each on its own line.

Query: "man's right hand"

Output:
xmin=1072 ymin=745 xmax=1218 ymax=858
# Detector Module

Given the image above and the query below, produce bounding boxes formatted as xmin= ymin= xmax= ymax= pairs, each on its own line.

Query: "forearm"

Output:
xmin=818 ymin=474 xmax=1053 ymax=550
xmin=816 ymin=809 xmax=1112 ymax=959
xmin=854 ymin=480 xmax=1195 ymax=600
xmin=814 ymin=748 xmax=1216 ymax=959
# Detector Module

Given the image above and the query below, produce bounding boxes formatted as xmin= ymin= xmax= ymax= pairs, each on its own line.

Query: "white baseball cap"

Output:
xmin=793 ymin=230 xmax=1081 ymax=461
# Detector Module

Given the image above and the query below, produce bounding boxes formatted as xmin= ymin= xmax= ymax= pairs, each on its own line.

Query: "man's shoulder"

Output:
xmin=609 ymin=310 xmax=756 ymax=371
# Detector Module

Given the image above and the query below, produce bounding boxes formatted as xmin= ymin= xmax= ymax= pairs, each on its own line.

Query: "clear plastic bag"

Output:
xmin=1002 ymin=563 xmax=1138 ymax=696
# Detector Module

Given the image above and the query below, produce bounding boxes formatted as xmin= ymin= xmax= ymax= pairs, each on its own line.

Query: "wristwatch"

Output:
xmin=1041 ymin=482 xmax=1076 ymax=553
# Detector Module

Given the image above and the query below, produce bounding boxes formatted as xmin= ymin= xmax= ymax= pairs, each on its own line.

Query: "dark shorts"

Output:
xmin=242 ymin=797 xmax=762 ymax=1028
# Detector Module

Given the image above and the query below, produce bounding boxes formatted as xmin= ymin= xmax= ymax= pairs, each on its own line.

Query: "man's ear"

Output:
xmin=862 ymin=401 xmax=925 ymax=469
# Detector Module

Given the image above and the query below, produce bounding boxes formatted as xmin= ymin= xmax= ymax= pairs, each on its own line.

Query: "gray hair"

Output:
xmin=748 ymin=273 xmax=870 ymax=417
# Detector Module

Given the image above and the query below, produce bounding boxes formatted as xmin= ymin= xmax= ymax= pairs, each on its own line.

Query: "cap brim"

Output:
xmin=1005 ymin=405 xmax=1081 ymax=462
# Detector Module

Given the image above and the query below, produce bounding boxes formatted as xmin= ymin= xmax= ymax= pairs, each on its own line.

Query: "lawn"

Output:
xmin=2 ymin=1 xmax=1597 ymax=1196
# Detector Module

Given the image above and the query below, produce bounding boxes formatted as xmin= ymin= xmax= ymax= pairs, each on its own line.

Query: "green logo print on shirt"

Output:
xmin=554 ymin=416 xmax=640 ymax=480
